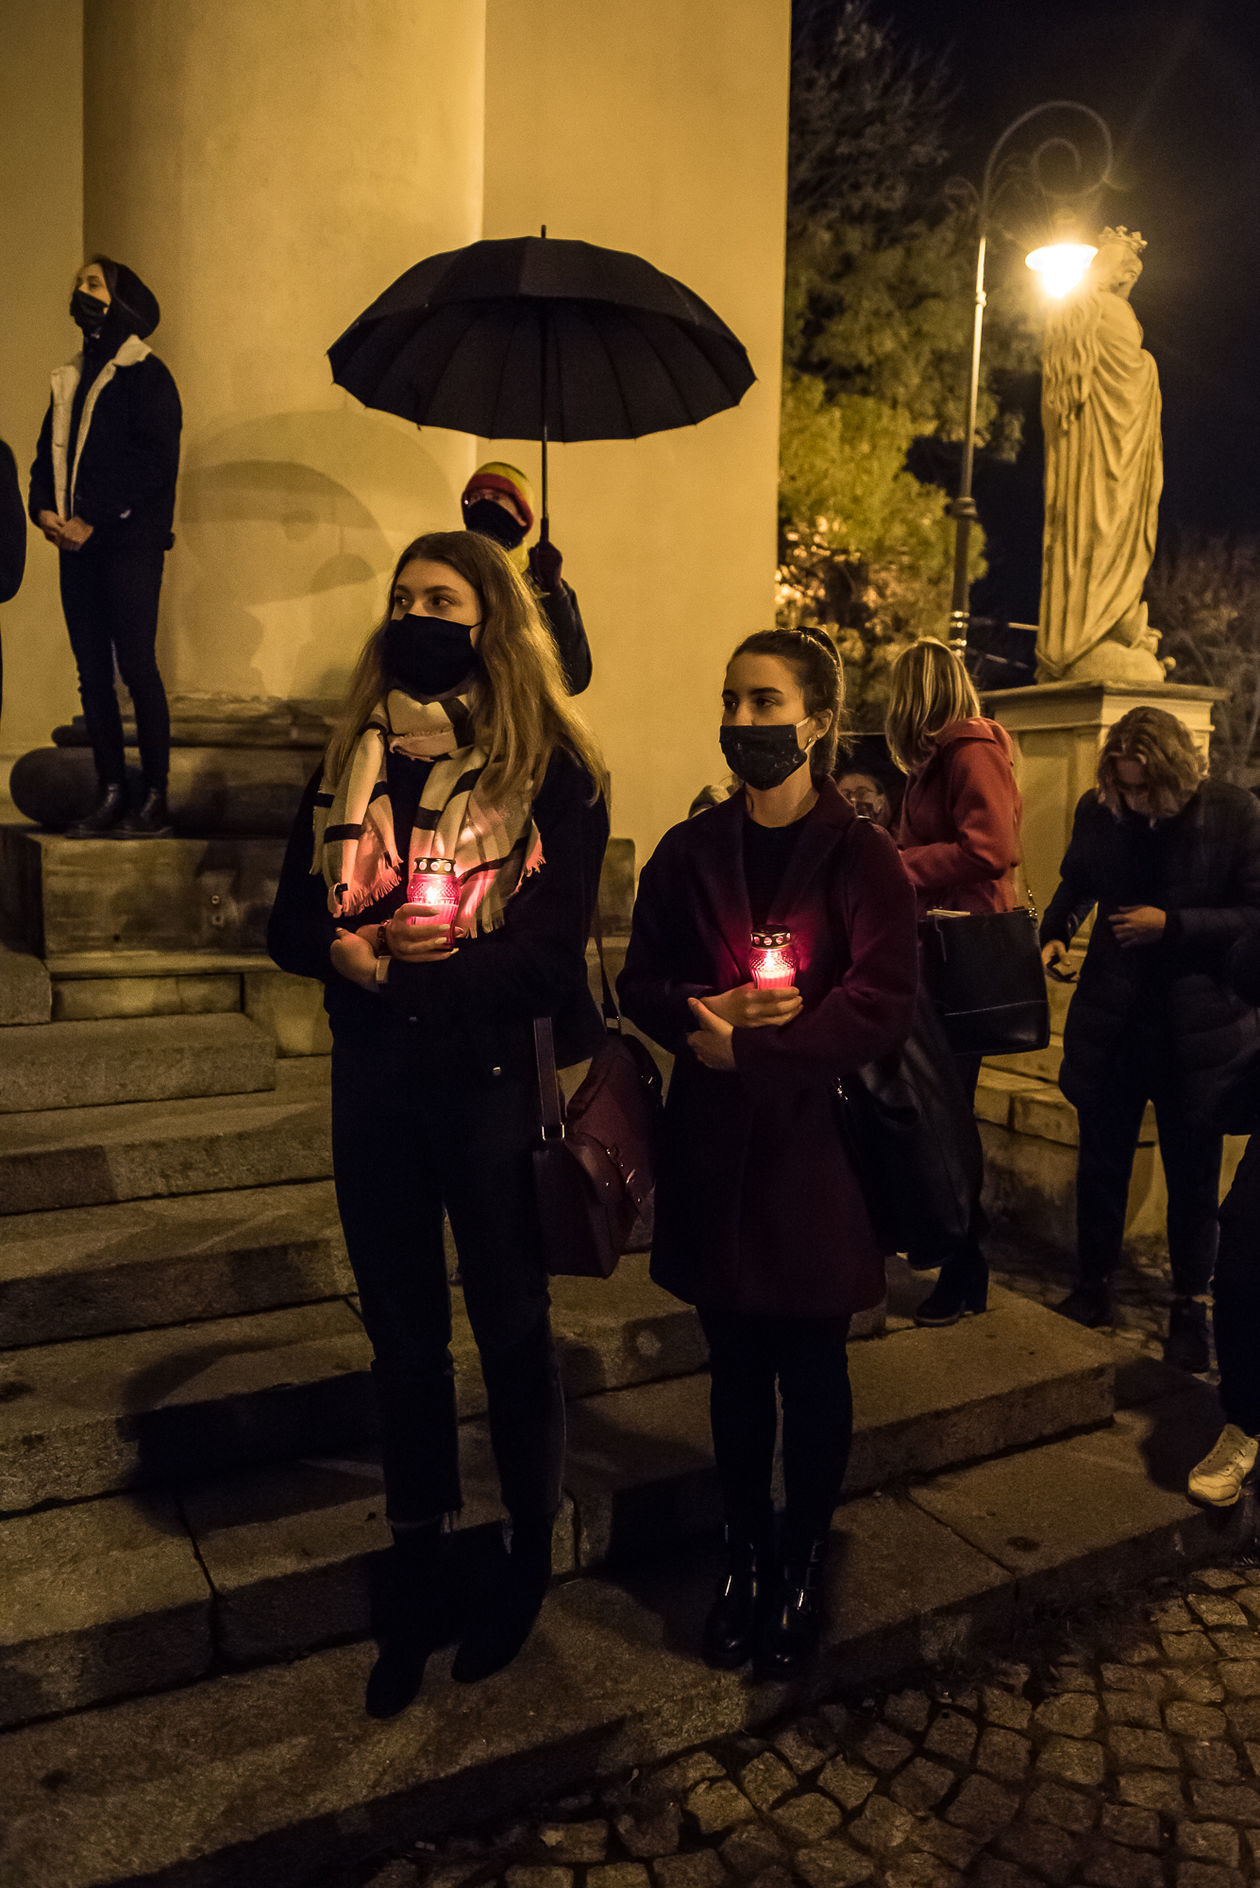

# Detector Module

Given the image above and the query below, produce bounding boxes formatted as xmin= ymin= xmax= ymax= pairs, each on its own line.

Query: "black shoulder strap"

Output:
xmin=533 ymin=1015 xmax=565 ymax=1136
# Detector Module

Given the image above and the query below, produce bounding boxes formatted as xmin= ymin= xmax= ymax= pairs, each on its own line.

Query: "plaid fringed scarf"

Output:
xmin=311 ymin=687 xmax=543 ymax=932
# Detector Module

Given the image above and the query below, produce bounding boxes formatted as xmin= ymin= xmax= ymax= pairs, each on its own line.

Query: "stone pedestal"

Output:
xmin=984 ymin=681 xmax=1225 ymax=913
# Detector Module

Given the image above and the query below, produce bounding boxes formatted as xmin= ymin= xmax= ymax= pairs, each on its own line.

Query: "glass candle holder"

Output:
xmin=749 ymin=929 xmax=795 ymax=990
xmin=406 ymin=856 xmax=460 ymax=936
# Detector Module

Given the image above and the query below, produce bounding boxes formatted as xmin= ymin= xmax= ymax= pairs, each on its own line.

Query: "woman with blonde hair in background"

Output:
xmin=885 ymin=637 xmax=1023 ymax=1325
xmin=269 ymin=531 xmax=608 ymax=1715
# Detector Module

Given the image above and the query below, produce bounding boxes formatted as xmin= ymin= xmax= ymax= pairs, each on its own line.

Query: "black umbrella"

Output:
xmin=328 ymin=232 xmax=755 ymax=534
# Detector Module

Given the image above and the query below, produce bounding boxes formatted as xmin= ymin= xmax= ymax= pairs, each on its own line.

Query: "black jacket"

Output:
xmin=268 ymin=746 xmax=609 ymax=1078
xmin=539 ymin=581 xmax=592 ymax=695
xmin=29 ymin=339 xmax=181 ymax=546
xmin=0 ymin=438 xmax=25 ymax=606
xmin=1042 ymin=782 xmax=1260 ymax=1120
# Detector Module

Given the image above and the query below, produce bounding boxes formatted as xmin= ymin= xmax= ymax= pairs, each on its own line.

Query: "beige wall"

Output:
xmin=0 ymin=0 xmax=84 ymax=771
xmin=82 ymin=0 xmax=486 ymax=709
xmin=482 ymin=0 xmax=791 ymax=862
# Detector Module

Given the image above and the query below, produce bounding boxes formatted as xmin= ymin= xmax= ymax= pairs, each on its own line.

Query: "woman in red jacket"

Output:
xmin=886 ymin=638 xmax=1024 ymax=1324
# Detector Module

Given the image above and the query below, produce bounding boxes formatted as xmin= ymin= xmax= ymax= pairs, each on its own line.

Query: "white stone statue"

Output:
xmin=1037 ymin=228 xmax=1166 ymax=684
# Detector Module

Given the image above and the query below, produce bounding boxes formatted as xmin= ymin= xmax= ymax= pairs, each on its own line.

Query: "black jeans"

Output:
xmin=1073 ymin=1031 xmax=1222 ymax=1295
xmin=59 ymin=539 xmax=170 ymax=788
xmin=331 ymin=1034 xmax=564 ymax=1527
xmin=1216 ymin=1136 xmax=1260 ymax=1435
xmin=698 ymin=1307 xmax=853 ymax=1547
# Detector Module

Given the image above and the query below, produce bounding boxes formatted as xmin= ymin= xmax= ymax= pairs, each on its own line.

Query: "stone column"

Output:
xmin=987 ymin=680 xmax=1225 ymax=911
xmin=81 ymin=0 xmax=488 ymax=709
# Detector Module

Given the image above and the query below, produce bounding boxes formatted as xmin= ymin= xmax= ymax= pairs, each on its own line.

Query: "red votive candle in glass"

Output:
xmin=749 ymin=929 xmax=795 ymax=990
xmin=405 ymin=856 xmax=460 ymax=937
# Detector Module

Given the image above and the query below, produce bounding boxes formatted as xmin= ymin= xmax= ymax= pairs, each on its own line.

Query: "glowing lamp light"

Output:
xmin=406 ymin=856 xmax=460 ymax=936
xmin=1025 ymin=242 xmax=1097 ymax=299
xmin=749 ymin=930 xmax=796 ymax=991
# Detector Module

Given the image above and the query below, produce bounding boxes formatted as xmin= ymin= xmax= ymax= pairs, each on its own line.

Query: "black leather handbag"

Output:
xmin=836 ymin=987 xmax=984 ymax=1254
xmin=532 ymin=926 xmax=664 ymax=1278
xmin=921 ymin=903 xmax=1051 ymax=1058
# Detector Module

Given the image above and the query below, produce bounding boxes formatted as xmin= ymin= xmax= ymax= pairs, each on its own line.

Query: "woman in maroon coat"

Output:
xmin=620 ymin=628 xmax=918 ymax=1678
xmin=886 ymin=638 xmax=1024 ymax=1326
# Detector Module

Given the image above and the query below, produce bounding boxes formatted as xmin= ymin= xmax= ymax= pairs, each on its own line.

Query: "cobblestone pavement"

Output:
xmin=988 ymin=1241 xmax=1212 ymax=1386
xmin=344 ymin=1556 xmax=1260 ymax=1888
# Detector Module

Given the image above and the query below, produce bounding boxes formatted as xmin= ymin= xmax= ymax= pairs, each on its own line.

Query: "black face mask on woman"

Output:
xmin=463 ymin=498 xmax=526 ymax=551
xmin=720 ymin=722 xmax=813 ymax=792
xmin=383 ymin=612 xmax=482 ymax=698
xmin=70 ymin=289 xmax=110 ymax=333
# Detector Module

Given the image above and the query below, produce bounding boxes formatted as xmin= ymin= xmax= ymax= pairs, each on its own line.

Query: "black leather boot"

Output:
xmin=364 ymin=1522 xmax=446 ymax=1719
xmin=65 ymin=782 xmax=126 ymax=838
xmin=452 ymin=1513 xmax=555 ymax=1683
xmin=113 ymin=786 xmax=173 ymax=838
xmin=755 ymin=1534 xmax=829 ymax=1679
xmin=914 ymin=1247 xmax=989 ymax=1326
xmin=702 ymin=1522 xmax=776 ymax=1670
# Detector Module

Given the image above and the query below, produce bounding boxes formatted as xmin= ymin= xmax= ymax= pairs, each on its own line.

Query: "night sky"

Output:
xmin=882 ymin=0 xmax=1260 ymax=623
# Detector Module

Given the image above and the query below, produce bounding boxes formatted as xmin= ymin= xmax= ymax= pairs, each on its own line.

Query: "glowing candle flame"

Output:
xmin=406 ymin=856 xmax=460 ymax=936
xmin=1025 ymin=243 xmax=1097 ymax=300
xmin=749 ymin=929 xmax=796 ymax=990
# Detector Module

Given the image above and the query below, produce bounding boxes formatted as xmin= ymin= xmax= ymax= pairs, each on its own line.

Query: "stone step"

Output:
xmin=0 ymin=1287 xmax=1114 ymax=1717
xmin=0 ymin=1381 xmax=1238 ymax=1888
xmin=51 ymin=970 xmax=244 ymax=1022
xmin=0 ymin=1180 xmax=351 ymax=1346
xmin=984 ymin=1036 xmax=1063 ymax=1083
xmin=0 ymin=1011 xmax=276 ymax=1116
xmin=0 ymin=1057 xmax=332 ymax=1214
xmin=0 ymin=941 xmax=51 ymax=1026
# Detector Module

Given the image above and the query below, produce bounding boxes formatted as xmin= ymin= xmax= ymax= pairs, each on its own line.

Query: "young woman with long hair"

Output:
xmin=269 ymin=530 xmax=608 ymax=1715
xmin=620 ymin=628 xmax=918 ymax=1678
xmin=885 ymin=637 xmax=1023 ymax=1326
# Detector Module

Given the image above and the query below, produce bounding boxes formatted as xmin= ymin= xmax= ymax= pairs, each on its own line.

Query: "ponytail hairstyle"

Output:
xmin=325 ymin=531 xmax=608 ymax=806
xmin=729 ymin=626 xmax=849 ymax=780
xmin=885 ymin=637 xmax=982 ymax=774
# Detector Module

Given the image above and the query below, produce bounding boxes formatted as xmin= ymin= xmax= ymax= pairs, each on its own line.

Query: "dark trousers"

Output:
xmin=699 ymin=1307 xmax=853 ymax=1547
xmin=331 ymin=1037 xmax=564 ymax=1528
xmin=1073 ymin=1033 xmax=1222 ymax=1295
xmin=1216 ymin=1136 xmax=1260 ymax=1435
xmin=59 ymin=540 xmax=170 ymax=789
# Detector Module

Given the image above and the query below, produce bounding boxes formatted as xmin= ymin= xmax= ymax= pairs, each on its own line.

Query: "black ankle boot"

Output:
xmin=702 ymin=1522 xmax=776 ymax=1670
xmin=364 ymin=1522 xmax=446 ymax=1719
xmin=914 ymin=1247 xmax=989 ymax=1326
xmin=65 ymin=782 xmax=126 ymax=838
xmin=452 ymin=1514 xmax=555 ymax=1684
xmin=113 ymin=786 xmax=173 ymax=838
xmin=756 ymin=1534 xmax=829 ymax=1679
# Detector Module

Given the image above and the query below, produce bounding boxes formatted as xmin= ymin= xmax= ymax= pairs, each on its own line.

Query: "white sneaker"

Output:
xmin=1187 ymin=1425 xmax=1259 ymax=1508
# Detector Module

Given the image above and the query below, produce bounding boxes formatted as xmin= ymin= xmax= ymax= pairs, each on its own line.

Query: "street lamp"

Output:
xmin=947 ymin=102 xmax=1113 ymax=653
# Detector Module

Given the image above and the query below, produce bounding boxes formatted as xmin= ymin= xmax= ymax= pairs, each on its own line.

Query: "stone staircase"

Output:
xmin=0 ymin=892 xmax=1248 ymax=1888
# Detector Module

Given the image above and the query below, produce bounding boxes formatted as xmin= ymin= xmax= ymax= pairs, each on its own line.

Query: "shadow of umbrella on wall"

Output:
xmin=327 ymin=232 xmax=756 ymax=536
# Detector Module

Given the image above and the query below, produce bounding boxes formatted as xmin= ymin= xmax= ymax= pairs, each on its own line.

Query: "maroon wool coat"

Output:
xmin=897 ymin=717 xmax=1023 ymax=917
xmin=618 ymin=780 xmax=919 ymax=1319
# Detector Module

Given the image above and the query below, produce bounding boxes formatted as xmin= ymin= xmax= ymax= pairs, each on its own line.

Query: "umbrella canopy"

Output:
xmin=327 ymin=235 xmax=755 ymax=446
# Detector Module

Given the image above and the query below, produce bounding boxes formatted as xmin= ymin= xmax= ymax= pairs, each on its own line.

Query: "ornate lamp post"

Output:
xmin=947 ymin=102 xmax=1113 ymax=653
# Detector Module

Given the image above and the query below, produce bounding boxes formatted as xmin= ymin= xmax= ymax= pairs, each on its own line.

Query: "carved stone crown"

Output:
xmin=1098 ymin=226 xmax=1147 ymax=255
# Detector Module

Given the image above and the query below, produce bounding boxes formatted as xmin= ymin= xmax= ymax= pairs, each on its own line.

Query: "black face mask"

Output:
xmin=383 ymin=612 xmax=481 ymax=699
xmin=463 ymin=497 xmax=526 ymax=551
xmin=720 ymin=722 xmax=812 ymax=792
xmin=70 ymin=289 xmax=110 ymax=333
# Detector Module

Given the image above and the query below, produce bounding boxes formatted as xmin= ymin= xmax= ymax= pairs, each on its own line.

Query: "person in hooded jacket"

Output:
xmin=460 ymin=461 xmax=591 ymax=694
xmin=885 ymin=637 xmax=1024 ymax=1326
xmin=29 ymin=257 xmax=181 ymax=837
xmin=620 ymin=627 xmax=918 ymax=1678
xmin=1040 ymin=706 xmax=1260 ymax=1374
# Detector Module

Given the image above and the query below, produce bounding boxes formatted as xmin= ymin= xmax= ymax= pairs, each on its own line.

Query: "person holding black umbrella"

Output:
xmin=460 ymin=460 xmax=591 ymax=694
xmin=29 ymin=256 xmax=181 ymax=837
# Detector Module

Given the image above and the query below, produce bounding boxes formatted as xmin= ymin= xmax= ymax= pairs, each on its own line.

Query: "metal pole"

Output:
xmin=538 ymin=224 xmax=550 ymax=543
xmin=948 ymin=227 xmax=987 ymax=653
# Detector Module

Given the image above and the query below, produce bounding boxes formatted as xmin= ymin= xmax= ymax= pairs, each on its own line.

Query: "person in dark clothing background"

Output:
xmin=0 ymin=433 xmax=28 ymax=721
xmin=1041 ymin=707 xmax=1260 ymax=1373
xmin=269 ymin=529 xmax=608 ymax=1718
xmin=29 ymin=256 xmax=181 ymax=837
xmin=1186 ymin=921 xmax=1260 ymax=1507
xmin=620 ymin=627 xmax=918 ymax=1680
xmin=460 ymin=461 xmax=592 ymax=694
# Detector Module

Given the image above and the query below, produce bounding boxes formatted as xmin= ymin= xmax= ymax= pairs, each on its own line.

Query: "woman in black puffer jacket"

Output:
xmin=1041 ymin=707 xmax=1260 ymax=1370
